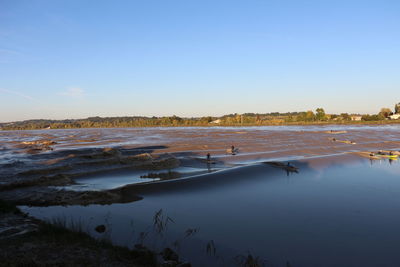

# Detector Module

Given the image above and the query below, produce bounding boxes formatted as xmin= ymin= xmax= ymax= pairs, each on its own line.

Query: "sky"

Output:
xmin=0 ymin=0 xmax=399 ymax=122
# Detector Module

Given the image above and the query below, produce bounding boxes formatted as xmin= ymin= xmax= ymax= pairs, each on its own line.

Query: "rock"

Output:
xmin=102 ymin=148 xmax=121 ymax=157
xmin=161 ymin=247 xmax=179 ymax=262
xmin=95 ymin=225 xmax=106 ymax=233
xmin=39 ymin=174 xmax=73 ymax=186
xmin=120 ymin=153 xmax=153 ymax=164
xmin=21 ymin=140 xmax=56 ymax=146
xmin=153 ymin=154 xmax=180 ymax=170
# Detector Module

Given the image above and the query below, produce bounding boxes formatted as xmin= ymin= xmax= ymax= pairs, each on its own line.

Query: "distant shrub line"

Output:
xmin=2 ymin=109 xmax=399 ymax=130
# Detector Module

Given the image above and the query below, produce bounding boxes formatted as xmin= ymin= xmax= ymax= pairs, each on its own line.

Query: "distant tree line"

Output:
xmin=1 ymin=106 xmax=399 ymax=130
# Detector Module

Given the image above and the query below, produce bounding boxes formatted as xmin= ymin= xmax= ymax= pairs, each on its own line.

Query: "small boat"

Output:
xmin=380 ymin=154 xmax=398 ymax=159
xmin=374 ymin=151 xmax=398 ymax=159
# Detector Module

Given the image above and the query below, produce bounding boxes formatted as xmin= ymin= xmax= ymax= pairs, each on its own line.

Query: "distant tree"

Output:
xmin=235 ymin=114 xmax=242 ymax=124
xmin=361 ymin=115 xmax=371 ymax=121
xmin=315 ymin=108 xmax=326 ymax=121
xmin=395 ymin=103 xmax=400 ymax=114
xmin=362 ymin=114 xmax=384 ymax=121
xmin=285 ymin=115 xmax=294 ymax=123
xmin=340 ymin=113 xmax=351 ymax=121
xmin=304 ymin=110 xmax=315 ymax=121
xmin=330 ymin=114 xmax=338 ymax=120
xmin=379 ymin=108 xmax=392 ymax=118
xmin=201 ymin=116 xmax=213 ymax=123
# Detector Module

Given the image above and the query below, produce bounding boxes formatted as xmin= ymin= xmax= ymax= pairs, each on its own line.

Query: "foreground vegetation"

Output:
xmin=1 ymin=200 xmax=264 ymax=266
xmin=2 ymin=107 xmax=400 ymax=130
xmin=0 ymin=200 xmax=156 ymax=267
xmin=0 ymin=224 xmax=157 ymax=267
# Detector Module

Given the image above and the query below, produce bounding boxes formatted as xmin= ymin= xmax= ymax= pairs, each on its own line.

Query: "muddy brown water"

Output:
xmin=2 ymin=125 xmax=400 ymax=166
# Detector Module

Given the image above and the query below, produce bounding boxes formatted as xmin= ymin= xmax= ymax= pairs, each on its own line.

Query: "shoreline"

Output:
xmin=2 ymin=120 xmax=400 ymax=131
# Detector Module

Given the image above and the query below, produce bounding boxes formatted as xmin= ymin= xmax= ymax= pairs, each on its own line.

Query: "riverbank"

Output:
xmin=0 ymin=199 xmax=159 ymax=267
xmin=2 ymin=118 xmax=400 ymax=131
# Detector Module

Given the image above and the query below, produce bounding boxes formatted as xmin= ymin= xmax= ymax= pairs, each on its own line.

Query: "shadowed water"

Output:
xmin=22 ymin=155 xmax=400 ymax=267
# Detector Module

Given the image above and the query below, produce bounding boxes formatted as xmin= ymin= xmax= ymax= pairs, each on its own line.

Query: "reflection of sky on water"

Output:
xmin=22 ymin=157 xmax=400 ymax=267
xmin=367 ymin=158 xmax=400 ymax=175
xmin=59 ymin=167 xmax=211 ymax=191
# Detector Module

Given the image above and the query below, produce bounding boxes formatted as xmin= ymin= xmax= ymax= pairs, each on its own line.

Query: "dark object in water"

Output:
xmin=140 ymin=171 xmax=181 ymax=180
xmin=264 ymin=161 xmax=299 ymax=173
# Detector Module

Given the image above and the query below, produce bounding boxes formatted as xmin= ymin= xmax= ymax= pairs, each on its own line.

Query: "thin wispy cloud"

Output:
xmin=60 ymin=87 xmax=85 ymax=98
xmin=0 ymin=48 xmax=22 ymax=56
xmin=0 ymin=88 xmax=37 ymax=101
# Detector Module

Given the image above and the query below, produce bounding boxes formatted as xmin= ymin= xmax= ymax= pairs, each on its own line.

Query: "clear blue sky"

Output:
xmin=0 ymin=0 xmax=399 ymax=122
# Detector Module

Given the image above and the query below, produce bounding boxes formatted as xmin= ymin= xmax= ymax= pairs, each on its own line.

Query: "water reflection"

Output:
xmin=22 ymin=156 xmax=400 ymax=267
xmin=140 ymin=170 xmax=181 ymax=180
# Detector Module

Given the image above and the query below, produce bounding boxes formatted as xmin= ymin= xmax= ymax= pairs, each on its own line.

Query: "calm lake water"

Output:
xmin=22 ymin=155 xmax=400 ymax=267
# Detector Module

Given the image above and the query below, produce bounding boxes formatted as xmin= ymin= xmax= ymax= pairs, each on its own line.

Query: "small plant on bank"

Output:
xmin=235 ymin=251 xmax=267 ymax=267
xmin=206 ymin=240 xmax=217 ymax=257
xmin=153 ymin=209 xmax=175 ymax=237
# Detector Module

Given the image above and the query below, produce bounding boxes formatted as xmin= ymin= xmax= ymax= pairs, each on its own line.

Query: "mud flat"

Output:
xmin=2 ymin=125 xmax=400 ymax=165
